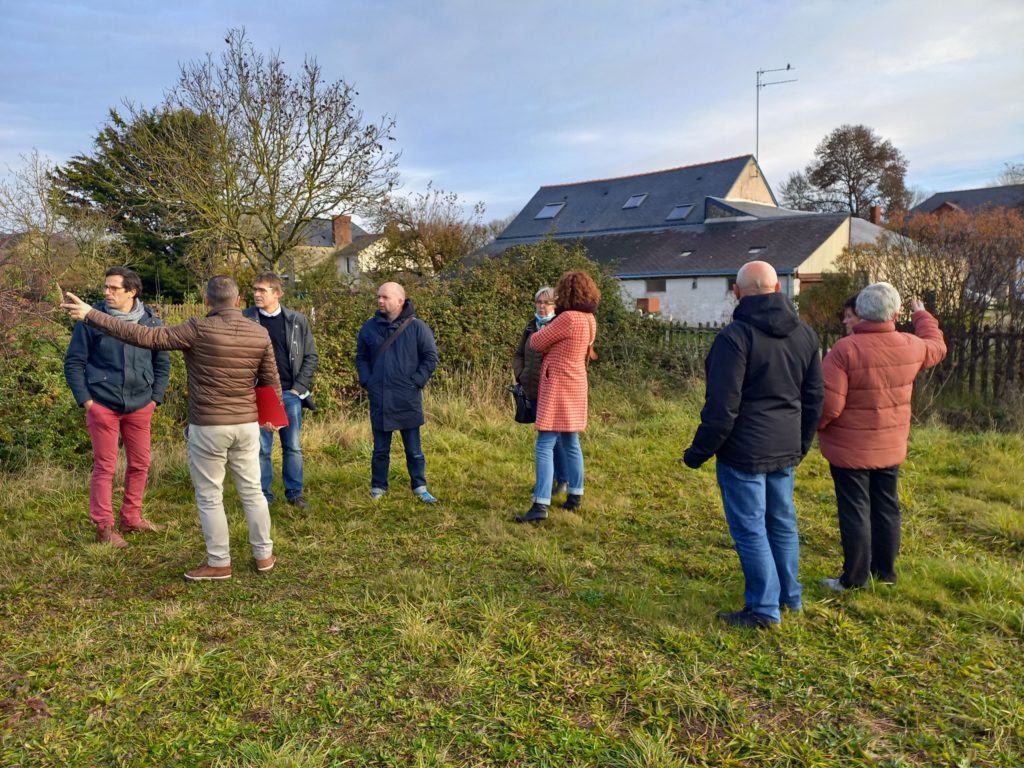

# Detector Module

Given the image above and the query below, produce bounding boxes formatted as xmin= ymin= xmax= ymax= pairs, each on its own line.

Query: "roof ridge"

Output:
xmin=928 ymin=183 xmax=1024 ymax=196
xmin=539 ymin=155 xmax=753 ymax=189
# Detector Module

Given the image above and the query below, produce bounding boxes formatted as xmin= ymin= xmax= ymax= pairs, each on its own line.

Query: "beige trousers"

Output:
xmin=187 ymin=422 xmax=273 ymax=566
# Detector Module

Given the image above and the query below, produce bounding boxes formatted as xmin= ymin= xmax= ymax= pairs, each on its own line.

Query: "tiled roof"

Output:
xmin=912 ymin=184 xmax=1024 ymax=213
xmin=496 ymin=155 xmax=760 ymax=240
xmin=298 ymin=218 xmax=370 ymax=248
xmin=484 ymin=214 xmax=850 ymax=277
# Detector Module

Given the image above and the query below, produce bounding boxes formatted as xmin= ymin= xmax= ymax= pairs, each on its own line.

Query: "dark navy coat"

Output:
xmin=355 ymin=300 xmax=438 ymax=432
xmin=64 ymin=301 xmax=171 ymax=413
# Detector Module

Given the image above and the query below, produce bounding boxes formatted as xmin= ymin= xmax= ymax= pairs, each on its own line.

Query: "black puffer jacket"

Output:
xmin=684 ymin=292 xmax=823 ymax=473
xmin=512 ymin=317 xmax=545 ymax=401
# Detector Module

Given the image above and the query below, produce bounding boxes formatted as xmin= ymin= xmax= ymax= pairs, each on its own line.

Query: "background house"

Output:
xmin=289 ymin=214 xmax=384 ymax=278
xmin=482 ymin=155 xmax=885 ymax=325
xmin=912 ymin=184 xmax=1024 ymax=217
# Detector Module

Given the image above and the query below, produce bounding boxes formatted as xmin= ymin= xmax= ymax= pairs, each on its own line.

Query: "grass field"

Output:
xmin=1 ymin=379 xmax=1022 ymax=767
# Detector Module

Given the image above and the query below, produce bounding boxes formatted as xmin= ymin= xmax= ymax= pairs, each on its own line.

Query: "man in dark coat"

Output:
xmin=355 ymin=282 xmax=439 ymax=502
xmin=64 ymin=266 xmax=170 ymax=548
xmin=683 ymin=261 xmax=823 ymax=629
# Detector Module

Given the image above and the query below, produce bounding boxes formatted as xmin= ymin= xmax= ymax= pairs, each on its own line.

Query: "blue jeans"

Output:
xmin=528 ymin=401 xmax=568 ymax=483
xmin=372 ymin=426 xmax=427 ymax=492
xmin=533 ymin=432 xmax=584 ymax=504
xmin=259 ymin=391 xmax=304 ymax=502
xmin=716 ymin=461 xmax=801 ymax=621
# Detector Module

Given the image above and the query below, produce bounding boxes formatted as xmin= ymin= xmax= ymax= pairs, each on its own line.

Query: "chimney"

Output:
xmin=869 ymin=205 xmax=882 ymax=225
xmin=332 ymin=214 xmax=353 ymax=248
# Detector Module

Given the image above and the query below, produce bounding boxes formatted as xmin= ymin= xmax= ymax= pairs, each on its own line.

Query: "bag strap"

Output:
xmin=371 ymin=317 xmax=415 ymax=367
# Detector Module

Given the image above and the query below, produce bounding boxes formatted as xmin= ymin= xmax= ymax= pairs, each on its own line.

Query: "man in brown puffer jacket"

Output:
xmin=63 ymin=276 xmax=283 ymax=582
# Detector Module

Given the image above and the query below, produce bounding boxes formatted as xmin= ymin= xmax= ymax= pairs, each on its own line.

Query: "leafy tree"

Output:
xmin=112 ymin=28 xmax=399 ymax=274
xmin=794 ymin=271 xmax=863 ymax=342
xmin=837 ymin=208 xmax=1024 ymax=329
xmin=780 ymin=124 xmax=910 ymax=219
xmin=370 ymin=183 xmax=486 ymax=276
xmin=51 ymin=109 xmax=202 ymax=300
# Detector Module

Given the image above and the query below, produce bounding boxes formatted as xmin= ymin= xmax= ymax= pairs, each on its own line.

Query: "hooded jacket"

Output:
xmin=355 ymin=299 xmax=439 ymax=432
xmin=684 ymin=292 xmax=823 ymax=473
xmin=64 ymin=301 xmax=170 ymax=413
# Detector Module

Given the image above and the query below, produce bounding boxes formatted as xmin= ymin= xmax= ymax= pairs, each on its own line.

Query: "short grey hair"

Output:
xmin=856 ymin=282 xmax=901 ymax=321
xmin=534 ymin=286 xmax=554 ymax=302
xmin=206 ymin=275 xmax=240 ymax=307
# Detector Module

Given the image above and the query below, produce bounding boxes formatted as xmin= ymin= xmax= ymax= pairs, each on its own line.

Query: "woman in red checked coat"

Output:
xmin=514 ymin=271 xmax=599 ymax=523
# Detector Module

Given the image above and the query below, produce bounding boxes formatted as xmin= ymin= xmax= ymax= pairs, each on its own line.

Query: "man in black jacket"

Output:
xmin=243 ymin=272 xmax=318 ymax=510
xmin=683 ymin=261 xmax=823 ymax=628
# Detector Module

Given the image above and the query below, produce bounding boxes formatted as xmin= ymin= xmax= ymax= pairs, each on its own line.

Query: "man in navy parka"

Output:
xmin=355 ymin=282 xmax=439 ymax=502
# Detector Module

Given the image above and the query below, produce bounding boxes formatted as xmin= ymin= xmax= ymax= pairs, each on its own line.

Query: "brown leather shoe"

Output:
xmin=184 ymin=563 xmax=232 ymax=581
xmin=96 ymin=525 xmax=129 ymax=549
xmin=120 ymin=518 xmax=167 ymax=534
xmin=255 ymin=555 xmax=277 ymax=573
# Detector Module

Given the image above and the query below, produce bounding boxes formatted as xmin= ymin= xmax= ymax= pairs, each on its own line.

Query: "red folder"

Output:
xmin=255 ymin=386 xmax=289 ymax=428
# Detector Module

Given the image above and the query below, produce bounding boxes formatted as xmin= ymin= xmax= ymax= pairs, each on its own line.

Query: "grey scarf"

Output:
xmin=108 ymin=300 xmax=145 ymax=324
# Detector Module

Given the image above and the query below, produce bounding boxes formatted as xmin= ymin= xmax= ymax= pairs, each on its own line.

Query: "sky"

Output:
xmin=2 ymin=0 xmax=1022 ymax=224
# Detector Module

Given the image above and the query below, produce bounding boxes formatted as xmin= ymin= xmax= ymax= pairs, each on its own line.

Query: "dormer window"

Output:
xmin=666 ymin=204 xmax=694 ymax=221
xmin=534 ymin=202 xmax=565 ymax=219
xmin=622 ymin=193 xmax=648 ymax=209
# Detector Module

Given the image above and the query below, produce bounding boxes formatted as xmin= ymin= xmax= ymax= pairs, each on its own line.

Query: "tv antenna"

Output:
xmin=756 ymin=64 xmax=797 ymax=162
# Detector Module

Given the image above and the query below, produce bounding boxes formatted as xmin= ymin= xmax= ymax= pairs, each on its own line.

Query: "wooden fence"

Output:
xmin=657 ymin=322 xmax=1024 ymax=400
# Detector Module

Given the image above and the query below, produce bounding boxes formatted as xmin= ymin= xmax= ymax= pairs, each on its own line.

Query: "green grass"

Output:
xmin=1 ymin=380 xmax=1022 ymax=766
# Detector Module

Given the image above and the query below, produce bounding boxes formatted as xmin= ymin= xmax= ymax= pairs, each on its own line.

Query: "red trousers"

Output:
xmin=85 ymin=401 xmax=156 ymax=528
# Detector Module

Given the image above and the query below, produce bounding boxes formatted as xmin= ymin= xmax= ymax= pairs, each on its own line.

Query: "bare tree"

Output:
xmin=0 ymin=151 xmax=119 ymax=353
xmin=118 ymin=28 xmax=399 ymax=274
xmin=371 ymin=183 xmax=486 ymax=275
xmin=780 ymin=124 xmax=910 ymax=219
xmin=996 ymin=161 xmax=1024 ymax=186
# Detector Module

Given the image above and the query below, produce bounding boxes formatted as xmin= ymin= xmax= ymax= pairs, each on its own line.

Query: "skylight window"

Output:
xmin=666 ymin=204 xmax=694 ymax=221
xmin=534 ymin=202 xmax=565 ymax=220
xmin=623 ymin=193 xmax=648 ymax=209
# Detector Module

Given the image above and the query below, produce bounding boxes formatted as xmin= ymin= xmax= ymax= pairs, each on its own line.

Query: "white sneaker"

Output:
xmin=370 ymin=488 xmax=386 ymax=500
xmin=820 ymin=577 xmax=846 ymax=593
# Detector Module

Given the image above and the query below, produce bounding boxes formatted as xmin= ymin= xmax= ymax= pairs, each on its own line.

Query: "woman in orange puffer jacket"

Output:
xmin=817 ymin=282 xmax=947 ymax=591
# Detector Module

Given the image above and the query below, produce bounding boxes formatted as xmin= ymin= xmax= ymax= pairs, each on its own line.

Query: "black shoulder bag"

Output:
xmin=371 ymin=317 xmax=414 ymax=369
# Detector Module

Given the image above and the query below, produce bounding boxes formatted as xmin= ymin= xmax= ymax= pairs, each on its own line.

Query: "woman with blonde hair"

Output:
xmin=515 ymin=271 xmax=599 ymax=523
xmin=512 ymin=286 xmax=569 ymax=496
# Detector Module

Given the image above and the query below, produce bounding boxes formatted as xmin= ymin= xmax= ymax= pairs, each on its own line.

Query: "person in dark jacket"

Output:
xmin=64 ymin=267 xmax=171 ymax=548
xmin=511 ymin=286 xmax=568 ymax=497
xmin=683 ymin=261 xmax=823 ymax=629
xmin=63 ymin=276 xmax=282 ymax=582
xmin=355 ymin=282 xmax=439 ymax=502
xmin=243 ymin=271 xmax=319 ymax=510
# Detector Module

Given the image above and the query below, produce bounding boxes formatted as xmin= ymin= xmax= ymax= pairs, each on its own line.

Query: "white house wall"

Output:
xmin=619 ymin=277 xmax=737 ymax=325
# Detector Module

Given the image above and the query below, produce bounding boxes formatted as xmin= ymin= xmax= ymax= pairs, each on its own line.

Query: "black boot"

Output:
xmin=514 ymin=502 xmax=549 ymax=523
xmin=561 ymin=494 xmax=582 ymax=511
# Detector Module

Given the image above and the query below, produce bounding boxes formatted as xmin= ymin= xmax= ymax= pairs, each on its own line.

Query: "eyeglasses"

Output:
xmin=103 ymin=284 xmax=127 ymax=292
xmin=535 ymin=300 xmax=555 ymax=306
